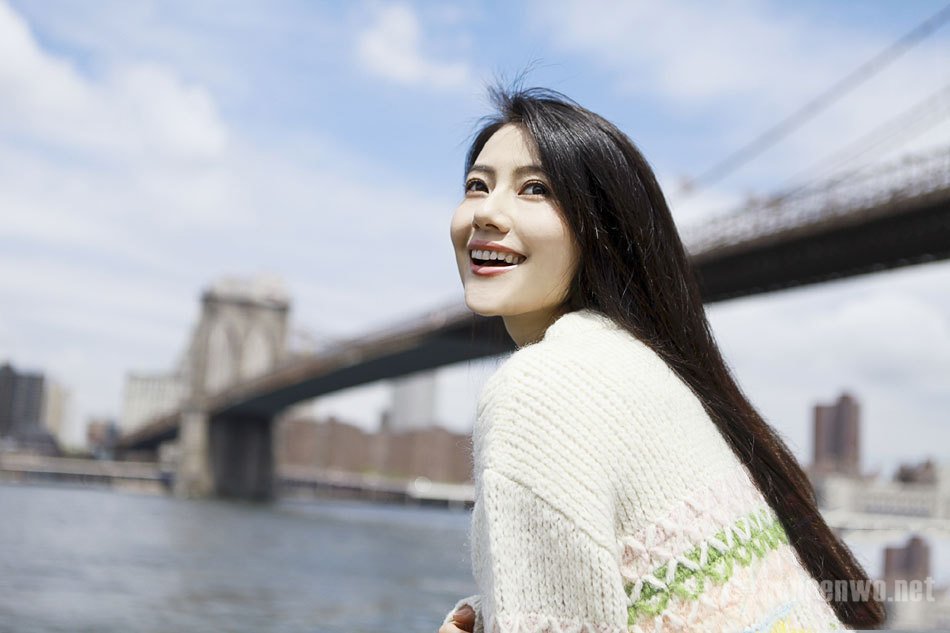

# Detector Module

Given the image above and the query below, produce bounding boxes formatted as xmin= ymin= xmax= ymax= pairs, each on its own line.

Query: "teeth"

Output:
xmin=470 ymin=249 xmax=525 ymax=264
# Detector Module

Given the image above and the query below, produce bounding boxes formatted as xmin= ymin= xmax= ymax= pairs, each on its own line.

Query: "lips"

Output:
xmin=469 ymin=257 xmax=523 ymax=276
xmin=466 ymin=240 xmax=526 ymax=257
xmin=465 ymin=239 xmax=527 ymax=277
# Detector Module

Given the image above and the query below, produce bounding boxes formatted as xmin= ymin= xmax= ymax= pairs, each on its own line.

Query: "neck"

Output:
xmin=503 ymin=305 xmax=572 ymax=348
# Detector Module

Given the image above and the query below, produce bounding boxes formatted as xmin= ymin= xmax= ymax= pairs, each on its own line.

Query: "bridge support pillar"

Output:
xmin=174 ymin=409 xmax=214 ymax=498
xmin=209 ymin=412 xmax=274 ymax=501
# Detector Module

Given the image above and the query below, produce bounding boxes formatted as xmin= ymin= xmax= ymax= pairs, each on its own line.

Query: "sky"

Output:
xmin=1 ymin=0 xmax=949 ymax=577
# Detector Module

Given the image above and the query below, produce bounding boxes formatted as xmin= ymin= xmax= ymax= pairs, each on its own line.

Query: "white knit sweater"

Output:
xmin=443 ymin=308 xmax=849 ymax=633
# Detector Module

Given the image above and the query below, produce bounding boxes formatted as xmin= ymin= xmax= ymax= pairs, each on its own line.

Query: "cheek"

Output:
xmin=449 ymin=205 xmax=470 ymax=248
xmin=534 ymin=223 xmax=579 ymax=285
xmin=553 ymin=245 xmax=578 ymax=280
xmin=527 ymin=217 xmax=575 ymax=265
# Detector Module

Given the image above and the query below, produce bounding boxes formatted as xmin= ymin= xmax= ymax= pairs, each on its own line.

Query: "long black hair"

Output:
xmin=464 ymin=83 xmax=886 ymax=628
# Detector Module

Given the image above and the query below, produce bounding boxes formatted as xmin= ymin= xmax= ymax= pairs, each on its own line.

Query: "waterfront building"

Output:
xmin=812 ymin=391 xmax=862 ymax=477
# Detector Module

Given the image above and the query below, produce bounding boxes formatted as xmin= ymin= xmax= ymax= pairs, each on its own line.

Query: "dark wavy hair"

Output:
xmin=464 ymin=83 xmax=886 ymax=628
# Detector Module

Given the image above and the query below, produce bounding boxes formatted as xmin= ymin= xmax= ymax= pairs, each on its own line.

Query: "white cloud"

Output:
xmin=538 ymin=2 xmax=950 ymax=481
xmin=0 ymin=0 xmax=250 ymax=272
xmin=706 ymin=262 xmax=950 ymax=476
xmin=356 ymin=2 xmax=474 ymax=90
xmin=0 ymin=1 xmax=227 ymax=161
xmin=0 ymin=0 xmax=470 ymax=435
xmin=824 ymin=292 xmax=950 ymax=392
xmin=2 ymin=0 xmax=948 ymax=496
xmin=530 ymin=0 xmax=950 ymax=192
xmin=535 ymin=0 xmax=819 ymax=105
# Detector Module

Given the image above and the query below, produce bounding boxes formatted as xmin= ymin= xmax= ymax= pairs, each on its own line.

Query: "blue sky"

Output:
xmin=1 ymin=0 xmax=950 ymax=575
xmin=2 ymin=0 xmax=948 ymax=448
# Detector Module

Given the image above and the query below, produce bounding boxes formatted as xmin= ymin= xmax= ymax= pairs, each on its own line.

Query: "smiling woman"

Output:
xmin=450 ymin=123 xmax=580 ymax=349
xmin=440 ymin=84 xmax=885 ymax=633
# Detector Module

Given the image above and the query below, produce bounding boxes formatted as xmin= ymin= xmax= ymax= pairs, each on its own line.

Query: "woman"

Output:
xmin=439 ymin=85 xmax=885 ymax=633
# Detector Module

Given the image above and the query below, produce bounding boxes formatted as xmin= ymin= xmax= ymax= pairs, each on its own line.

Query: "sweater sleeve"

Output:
xmin=470 ymin=347 xmax=631 ymax=633
xmin=442 ymin=594 xmax=483 ymax=633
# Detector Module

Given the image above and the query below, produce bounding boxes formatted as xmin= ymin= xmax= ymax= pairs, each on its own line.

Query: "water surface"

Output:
xmin=0 ymin=483 xmax=476 ymax=633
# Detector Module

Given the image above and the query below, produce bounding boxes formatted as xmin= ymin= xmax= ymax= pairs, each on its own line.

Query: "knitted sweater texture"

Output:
xmin=443 ymin=308 xmax=848 ymax=633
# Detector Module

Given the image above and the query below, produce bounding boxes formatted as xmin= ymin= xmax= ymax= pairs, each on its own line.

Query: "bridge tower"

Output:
xmin=175 ymin=276 xmax=289 ymax=499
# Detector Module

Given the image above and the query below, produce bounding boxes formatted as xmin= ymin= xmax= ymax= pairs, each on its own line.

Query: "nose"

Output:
xmin=471 ymin=190 xmax=509 ymax=232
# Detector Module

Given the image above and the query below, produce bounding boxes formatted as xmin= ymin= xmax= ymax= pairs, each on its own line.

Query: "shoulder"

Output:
xmin=472 ymin=315 xmax=664 ymax=499
xmin=473 ymin=309 xmax=727 ymax=501
xmin=476 ymin=311 xmax=678 ymax=428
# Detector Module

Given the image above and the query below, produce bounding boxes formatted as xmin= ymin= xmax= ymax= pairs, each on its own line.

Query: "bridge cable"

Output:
xmin=677 ymin=3 xmax=950 ymax=198
xmin=775 ymin=81 xmax=950 ymax=196
xmin=678 ymin=85 xmax=950 ymax=252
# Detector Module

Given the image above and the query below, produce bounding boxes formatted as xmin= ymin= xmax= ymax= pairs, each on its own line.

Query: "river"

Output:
xmin=0 ymin=483 xmax=476 ymax=633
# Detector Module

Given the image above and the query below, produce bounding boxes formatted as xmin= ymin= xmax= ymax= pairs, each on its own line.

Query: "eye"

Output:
xmin=465 ymin=178 xmax=488 ymax=194
xmin=521 ymin=180 xmax=549 ymax=197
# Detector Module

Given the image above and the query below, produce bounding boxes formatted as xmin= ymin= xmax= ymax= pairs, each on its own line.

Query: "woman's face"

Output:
xmin=449 ymin=123 xmax=579 ymax=341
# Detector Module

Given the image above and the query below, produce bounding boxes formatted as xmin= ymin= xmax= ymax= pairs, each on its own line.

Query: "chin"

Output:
xmin=464 ymin=292 xmax=512 ymax=318
xmin=464 ymin=298 xmax=501 ymax=318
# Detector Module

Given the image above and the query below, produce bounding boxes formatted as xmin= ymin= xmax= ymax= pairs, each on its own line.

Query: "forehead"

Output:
xmin=474 ymin=123 xmax=541 ymax=166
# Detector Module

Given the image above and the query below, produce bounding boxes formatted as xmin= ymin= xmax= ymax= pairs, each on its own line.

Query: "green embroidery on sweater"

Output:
xmin=626 ymin=508 xmax=790 ymax=625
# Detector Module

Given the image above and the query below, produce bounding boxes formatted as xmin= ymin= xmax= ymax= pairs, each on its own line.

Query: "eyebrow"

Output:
xmin=467 ymin=163 xmax=548 ymax=179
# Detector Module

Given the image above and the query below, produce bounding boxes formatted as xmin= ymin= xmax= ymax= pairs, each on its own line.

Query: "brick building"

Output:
xmin=812 ymin=391 xmax=861 ymax=477
xmin=276 ymin=414 xmax=473 ymax=483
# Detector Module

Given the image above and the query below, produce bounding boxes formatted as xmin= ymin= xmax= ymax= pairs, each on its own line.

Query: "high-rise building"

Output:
xmin=40 ymin=378 xmax=70 ymax=441
xmin=880 ymin=535 xmax=947 ymax=631
xmin=120 ymin=372 xmax=186 ymax=433
xmin=0 ymin=362 xmax=45 ymax=438
xmin=388 ymin=371 xmax=436 ymax=432
xmin=0 ymin=363 xmax=13 ymax=437
xmin=812 ymin=391 xmax=861 ymax=477
xmin=884 ymin=534 xmax=930 ymax=585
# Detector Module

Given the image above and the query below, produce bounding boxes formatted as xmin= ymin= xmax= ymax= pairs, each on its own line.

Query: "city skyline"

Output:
xmin=0 ymin=2 xmax=947 ymax=484
xmin=2 ymin=268 xmax=947 ymax=482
